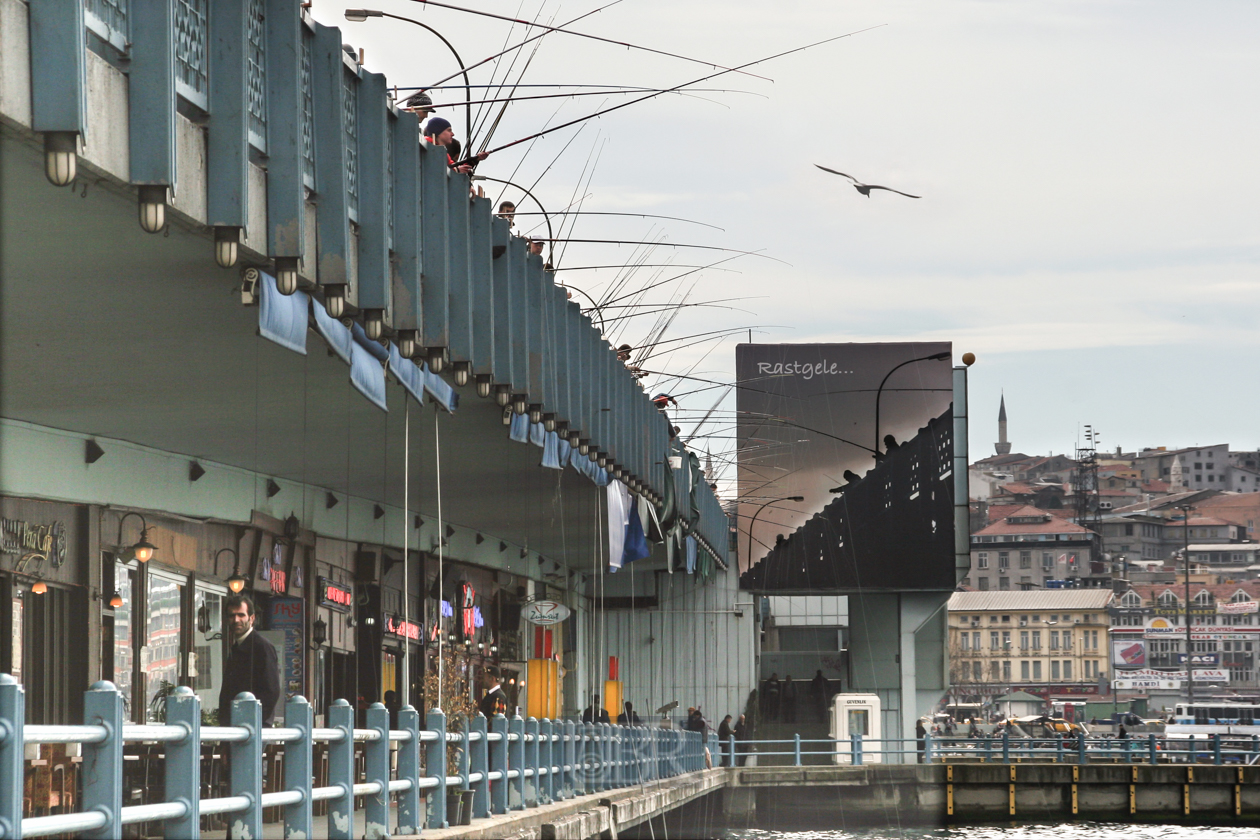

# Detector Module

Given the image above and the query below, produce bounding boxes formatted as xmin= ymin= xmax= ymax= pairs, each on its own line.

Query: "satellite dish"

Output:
xmin=655 ymin=700 xmax=679 ymax=715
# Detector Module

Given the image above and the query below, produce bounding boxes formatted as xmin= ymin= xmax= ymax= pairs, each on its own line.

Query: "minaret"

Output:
xmin=995 ymin=393 xmax=1011 ymax=455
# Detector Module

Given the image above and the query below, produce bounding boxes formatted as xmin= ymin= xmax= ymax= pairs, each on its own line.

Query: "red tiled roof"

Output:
xmin=973 ymin=505 xmax=1094 ymax=536
xmin=1123 ymin=582 xmax=1260 ymax=603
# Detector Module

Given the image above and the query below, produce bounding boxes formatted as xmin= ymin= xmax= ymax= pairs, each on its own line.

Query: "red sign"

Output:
xmin=270 ymin=567 xmax=287 ymax=593
xmin=318 ymin=577 xmax=353 ymax=612
xmin=386 ymin=616 xmax=421 ymax=640
xmin=461 ymin=583 xmax=476 ymax=638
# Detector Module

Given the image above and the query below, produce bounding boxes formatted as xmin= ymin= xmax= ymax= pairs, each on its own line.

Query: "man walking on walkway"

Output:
xmin=219 ymin=595 xmax=280 ymax=726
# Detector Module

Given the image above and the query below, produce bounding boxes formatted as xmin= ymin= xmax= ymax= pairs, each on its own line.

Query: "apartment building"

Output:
xmin=965 ymin=506 xmax=1098 ymax=590
xmin=948 ymin=590 xmax=1114 ymax=700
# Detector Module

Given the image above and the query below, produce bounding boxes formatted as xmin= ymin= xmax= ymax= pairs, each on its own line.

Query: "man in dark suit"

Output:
xmin=218 ymin=595 xmax=280 ymax=726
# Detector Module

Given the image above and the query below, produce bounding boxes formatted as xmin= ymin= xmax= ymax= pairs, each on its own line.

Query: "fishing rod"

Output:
xmin=392 ymin=0 xmax=772 ymax=82
xmin=596 ymin=302 xmax=752 ymax=325
xmin=596 ymin=295 xmax=753 ymax=309
xmin=466 ymin=2 xmax=549 ymax=153
xmin=402 ymin=83 xmax=761 ymax=92
xmin=633 ymin=326 xmax=774 ymax=355
xmin=511 ymin=211 xmax=724 ymax=231
xmin=469 ymin=175 xmax=555 ymax=253
xmin=481 ymin=26 xmax=884 ymax=156
xmin=595 ymin=253 xmax=755 ymax=309
xmin=553 ymin=134 xmax=607 ymax=270
xmin=429 ymin=87 xmax=761 ymax=108
xmin=551 ymin=264 xmax=738 ymax=272
xmin=534 ymin=239 xmax=788 ymax=262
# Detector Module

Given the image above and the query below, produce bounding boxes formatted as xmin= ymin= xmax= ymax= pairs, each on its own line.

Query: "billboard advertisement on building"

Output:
xmin=1112 ymin=639 xmax=1146 ymax=667
xmin=736 ymin=342 xmax=956 ymax=591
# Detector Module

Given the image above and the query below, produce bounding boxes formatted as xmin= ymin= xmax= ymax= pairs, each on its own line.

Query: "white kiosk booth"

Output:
xmin=830 ymin=693 xmax=882 ymax=764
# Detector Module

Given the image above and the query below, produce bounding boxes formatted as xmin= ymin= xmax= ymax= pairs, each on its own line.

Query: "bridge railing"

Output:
xmin=0 ymin=676 xmax=707 ymax=839
xmin=724 ymin=731 xmax=1260 ymax=767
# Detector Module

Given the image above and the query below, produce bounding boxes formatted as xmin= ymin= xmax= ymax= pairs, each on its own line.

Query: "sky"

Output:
xmin=317 ymin=0 xmax=1260 ymax=489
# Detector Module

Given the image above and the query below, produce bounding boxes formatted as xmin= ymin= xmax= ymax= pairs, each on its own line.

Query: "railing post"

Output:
xmin=539 ymin=719 xmax=552 ymax=804
xmin=329 ymin=699 xmax=356 ymax=838
xmin=459 ymin=721 xmax=471 ymax=800
xmin=613 ymin=724 xmax=623 ymax=787
xmin=82 ymin=681 xmax=124 ymax=840
xmin=490 ymin=714 xmax=508 ymax=815
xmin=1213 ymin=733 xmax=1222 ymax=765
xmin=855 ymin=733 xmax=864 ymax=766
xmin=508 ymin=715 xmax=525 ymax=809
xmin=165 ymin=686 xmax=201 ymax=839
xmin=1188 ymin=734 xmax=1195 ymax=766
xmin=1252 ymin=735 xmax=1259 ymax=764
xmin=471 ymin=713 xmax=489 ymax=818
xmin=849 ymin=733 xmax=858 ymax=766
xmin=1148 ymin=733 xmax=1158 ymax=766
xmin=794 ymin=732 xmax=801 ymax=767
xmin=365 ymin=702 xmax=390 ymax=839
xmin=604 ymin=722 xmax=615 ymax=789
xmin=583 ymin=721 xmax=595 ymax=793
xmin=1056 ymin=736 xmax=1064 ymax=764
xmin=284 ymin=696 xmax=314 ymax=840
xmin=426 ymin=708 xmax=448 ymax=828
xmin=396 ymin=705 xmax=421 ymax=835
xmin=563 ymin=720 xmax=575 ymax=797
xmin=524 ymin=717 xmax=539 ymax=806
xmin=0 ymin=675 xmax=25 ymax=840
xmin=1077 ymin=731 xmax=1086 ymax=764
xmin=229 ymin=692 xmax=263 ymax=840
xmin=1001 ymin=730 xmax=1010 ymax=764
xmin=925 ymin=733 xmax=934 ymax=764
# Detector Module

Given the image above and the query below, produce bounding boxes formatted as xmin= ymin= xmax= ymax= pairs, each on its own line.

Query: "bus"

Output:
xmin=1165 ymin=702 xmax=1260 ymax=752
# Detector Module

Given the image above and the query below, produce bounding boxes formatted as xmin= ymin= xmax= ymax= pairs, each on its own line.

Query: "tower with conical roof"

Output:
xmin=995 ymin=394 xmax=1011 ymax=455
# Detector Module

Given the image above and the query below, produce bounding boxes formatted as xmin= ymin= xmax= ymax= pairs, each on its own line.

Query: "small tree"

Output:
xmin=422 ymin=646 xmax=478 ymax=775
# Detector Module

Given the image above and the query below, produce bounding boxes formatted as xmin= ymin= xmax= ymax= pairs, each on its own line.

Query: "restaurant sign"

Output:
xmin=523 ymin=600 xmax=570 ymax=626
xmin=318 ymin=577 xmax=353 ymax=612
xmin=1 ymin=519 xmax=67 ymax=570
xmin=1219 ymin=601 xmax=1258 ymax=614
xmin=386 ymin=616 xmax=421 ymax=640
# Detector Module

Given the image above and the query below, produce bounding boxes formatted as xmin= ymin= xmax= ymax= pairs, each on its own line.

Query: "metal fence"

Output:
xmin=0 ymin=676 xmax=711 ymax=839
xmin=731 ymin=732 xmax=1260 ymax=767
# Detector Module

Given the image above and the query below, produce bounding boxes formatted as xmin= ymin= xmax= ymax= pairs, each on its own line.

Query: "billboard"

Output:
xmin=736 ymin=342 xmax=956 ymax=591
xmin=1112 ymin=639 xmax=1146 ymax=667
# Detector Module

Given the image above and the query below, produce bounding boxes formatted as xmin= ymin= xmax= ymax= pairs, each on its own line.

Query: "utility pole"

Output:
xmin=1176 ymin=503 xmax=1194 ymax=704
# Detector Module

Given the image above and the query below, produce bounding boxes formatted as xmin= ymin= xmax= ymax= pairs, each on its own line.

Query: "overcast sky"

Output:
xmin=319 ymin=0 xmax=1260 ymax=485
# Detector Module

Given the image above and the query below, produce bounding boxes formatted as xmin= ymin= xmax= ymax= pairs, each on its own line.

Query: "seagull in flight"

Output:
xmin=814 ymin=164 xmax=921 ymax=199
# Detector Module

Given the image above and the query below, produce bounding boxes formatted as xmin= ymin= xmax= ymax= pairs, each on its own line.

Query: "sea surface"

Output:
xmin=717 ymin=824 xmax=1259 ymax=840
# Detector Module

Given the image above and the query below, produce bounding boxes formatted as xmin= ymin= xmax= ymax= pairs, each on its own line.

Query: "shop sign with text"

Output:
xmin=318 ymin=577 xmax=353 ymax=612
xmin=523 ymin=600 xmax=570 ymax=625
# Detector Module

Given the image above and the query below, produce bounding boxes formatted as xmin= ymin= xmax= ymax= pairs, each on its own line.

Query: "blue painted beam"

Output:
xmin=468 ymin=196 xmax=495 ymax=376
xmin=311 ymin=22 xmax=354 ymax=289
xmin=506 ymin=236 xmax=531 ymax=397
xmin=525 ymin=255 xmax=546 ymax=407
xmin=490 ymin=217 xmax=515 ymax=388
xmin=264 ymin=0 xmax=307 ymax=259
xmin=391 ymin=112 xmax=424 ymax=337
xmin=419 ymin=141 xmax=450 ymax=357
xmin=28 ymin=0 xmax=86 ymax=137
xmin=208 ymin=0 xmax=251 ymax=228
xmin=128 ymin=0 xmax=176 ymax=188
xmin=446 ymin=178 xmax=473 ymax=364
xmin=356 ymin=71 xmax=392 ymax=321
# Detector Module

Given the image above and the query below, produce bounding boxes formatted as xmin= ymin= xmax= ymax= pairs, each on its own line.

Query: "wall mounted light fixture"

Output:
xmin=44 ymin=132 xmax=77 ymax=186
xmin=138 ymin=185 xmax=167 ymax=233
xmin=117 ymin=512 xmax=157 ymax=563
xmin=214 ymin=227 xmax=240 ymax=268
xmin=274 ymin=257 xmax=300 ymax=295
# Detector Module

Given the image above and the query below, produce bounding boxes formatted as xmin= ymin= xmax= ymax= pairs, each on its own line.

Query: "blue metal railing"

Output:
xmin=0 ymin=676 xmax=710 ymax=839
xmin=727 ymin=731 xmax=1260 ymax=767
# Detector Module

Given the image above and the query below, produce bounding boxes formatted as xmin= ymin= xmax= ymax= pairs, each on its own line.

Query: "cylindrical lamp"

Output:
xmin=527 ymin=405 xmax=542 ymax=424
xmin=512 ymin=395 xmax=528 ymax=415
xmin=138 ymin=185 xmax=167 ymax=233
xmin=453 ymin=362 xmax=471 ymax=386
xmin=427 ymin=348 xmax=446 ymax=373
xmin=397 ymin=330 xmax=418 ymax=359
xmin=274 ymin=257 xmax=300 ymax=295
xmin=44 ymin=132 xmax=77 ymax=186
xmin=495 ymin=385 xmax=512 ymax=406
xmin=363 ymin=309 xmax=385 ymax=341
xmin=476 ymin=375 xmax=493 ymax=398
xmin=324 ymin=284 xmax=347 ymax=318
xmin=542 ymin=413 xmax=556 ymax=432
xmin=214 ymin=226 xmax=240 ymax=268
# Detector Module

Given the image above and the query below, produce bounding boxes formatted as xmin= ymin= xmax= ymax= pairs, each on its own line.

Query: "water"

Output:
xmin=718 ymin=825 xmax=1259 ymax=840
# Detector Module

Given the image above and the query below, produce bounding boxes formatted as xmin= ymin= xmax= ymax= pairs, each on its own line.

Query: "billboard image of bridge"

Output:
xmin=737 ymin=342 xmax=956 ymax=591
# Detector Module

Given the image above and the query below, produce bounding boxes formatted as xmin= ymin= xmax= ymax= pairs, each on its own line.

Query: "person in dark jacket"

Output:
xmin=732 ymin=714 xmax=749 ymax=766
xmin=717 ymin=715 xmax=734 ymax=767
xmin=582 ymin=695 xmax=610 ymax=724
xmin=218 ymin=595 xmax=280 ymax=726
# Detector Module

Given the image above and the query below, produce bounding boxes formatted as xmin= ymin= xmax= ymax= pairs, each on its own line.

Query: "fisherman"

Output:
xmin=497 ymin=201 xmax=516 ymax=228
xmin=423 ymin=117 xmax=488 ymax=174
xmin=403 ymin=90 xmax=434 ymax=122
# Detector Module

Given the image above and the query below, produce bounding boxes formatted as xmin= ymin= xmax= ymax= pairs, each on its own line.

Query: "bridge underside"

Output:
xmin=0 ymin=129 xmax=612 ymax=566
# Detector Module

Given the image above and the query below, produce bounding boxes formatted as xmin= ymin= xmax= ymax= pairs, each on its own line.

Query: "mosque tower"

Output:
xmin=995 ymin=394 xmax=1011 ymax=455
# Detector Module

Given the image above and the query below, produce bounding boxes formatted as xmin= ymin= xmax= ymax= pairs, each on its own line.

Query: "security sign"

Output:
xmin=523 ymin=600 xmax=570 ymax=626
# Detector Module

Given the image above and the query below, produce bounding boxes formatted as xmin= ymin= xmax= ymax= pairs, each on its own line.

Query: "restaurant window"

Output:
xmin=141 ymin=568 xmax=185 ymax=723
xmin=193 ymin=584 xmax=227 ymax=716
xmin=112 ymin=559 xmax=137 ymax=716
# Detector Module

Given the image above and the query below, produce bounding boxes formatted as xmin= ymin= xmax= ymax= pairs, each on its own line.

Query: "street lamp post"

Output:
xmin=1175 ymin=503 xmax=1194 ymax=703
xmin=345 ymin=10 xmax=474 ymax=148
xmin=873 ymin=352 xmax=951 ymax=460
xmin=745 ymin=495 xmax=805 ymax=574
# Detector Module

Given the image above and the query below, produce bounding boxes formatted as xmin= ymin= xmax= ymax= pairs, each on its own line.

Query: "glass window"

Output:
xmin=193 ymin=585 xmax=227 ymax=719
xmin=1020 ymin=631 xmax=1029 ymax=650
xmin=1032 ymin=661 xmax=1042 ymax=680
xmin=848 ymin=708 xmax=869 ymax=737
xmin=978 ymin=577 xmax=990 ymax=590
xmin=990 ymin=631 xmax=999 ymax=650
xmin=1020 ymin=661 xmax=1029 ymax=680
xmin=1002 ymin=661 xmax=1010 ymax=680
xmin=1051 ymin=661 xmax=1060 ymax=680
xmin=142 ymin=570 xmax=184 ymax=723
xmin=113 ymin=560 xmax=136 ymax=715
xmin=1063 ymin=660 xmax=1072 ymax=680
xmin=1032 ymin=631 xmax=1041 ymax=650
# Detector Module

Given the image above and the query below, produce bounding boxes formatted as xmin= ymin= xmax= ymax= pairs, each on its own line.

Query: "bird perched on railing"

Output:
xmin=815 ymin=164 xmax=921 ymax=199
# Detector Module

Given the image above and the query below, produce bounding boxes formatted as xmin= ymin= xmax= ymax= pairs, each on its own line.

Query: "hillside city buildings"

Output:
xmin=950 ymin=397 xmax=1260 ymax=710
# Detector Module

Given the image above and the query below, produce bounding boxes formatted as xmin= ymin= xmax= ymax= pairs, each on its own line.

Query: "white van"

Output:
xmin=830 ymin=693 xmax=881 ymax=764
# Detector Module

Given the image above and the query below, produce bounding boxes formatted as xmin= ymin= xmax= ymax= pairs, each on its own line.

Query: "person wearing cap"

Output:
xmin=497 ymin=201 xmax=516 ymax=228
xmin=423 ymin=117 xmax=488 ymax=174
xmin=403 ymin=90 xmax=434 ymax=122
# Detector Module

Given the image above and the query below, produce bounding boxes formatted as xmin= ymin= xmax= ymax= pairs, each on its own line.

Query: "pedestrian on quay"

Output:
xmin=617 ymin=701 xmax=641 ymax=725
xmin=718 ymin=714 xmax=734 ymax=767
xmin=915 ymin=719 xmax=927 ymax=764
xmin=763 ymin=673 xmax=781 ymax=721
xmin=733 ymin=713 xmax=749 ymax=766
xmin=582 ymin=694 xmax=610 ymax=724
xmin=811 ymin=669 xmax=829 ymax=721
xmin=218 ymin=594 xmax=280 ymax=727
